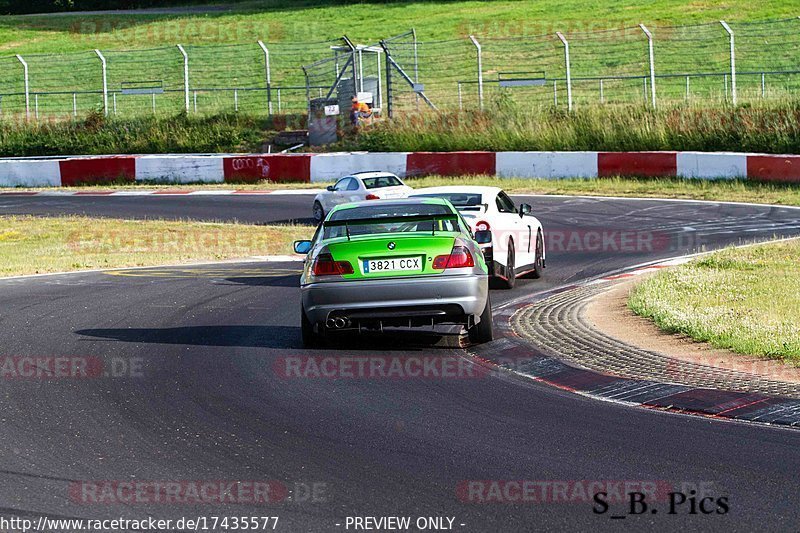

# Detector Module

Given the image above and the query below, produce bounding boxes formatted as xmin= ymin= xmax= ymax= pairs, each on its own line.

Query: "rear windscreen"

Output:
xmin=362 ymin=176 xmax=403 ymax=189
xmin=412 ymin=193 xmax=483 ymax=207
xmin=324 ymin=203 xmax=460 ymax=239
xmin=329 ymin=203 xmax=452 ymax=221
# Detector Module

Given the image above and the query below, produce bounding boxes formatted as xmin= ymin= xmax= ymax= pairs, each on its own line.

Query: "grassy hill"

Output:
xmin=2 ymin=1 xmax=800 ymax=156
xmin=1 ymin=0 xmax=798 ymax=54
xmin=3 ymin=0 xmax=799 ymax=116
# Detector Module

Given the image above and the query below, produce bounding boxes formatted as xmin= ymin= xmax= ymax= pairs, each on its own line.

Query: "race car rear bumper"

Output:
xmin=301 ymin=274 xmax=488 ymax=327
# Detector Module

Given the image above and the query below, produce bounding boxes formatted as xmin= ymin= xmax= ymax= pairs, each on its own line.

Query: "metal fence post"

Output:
xmin=412 ymin=28 xmax=420 ymax=111
xmin=556 ymin=32 xmax=572 ymax=111
xmin=177 ymin=44 xmax=190 ymax=112
xmin=720 ymin=21 xmax=736 ymax=105
xmin=468 ymin=35 xmax=484 ymax=111
xmin=343 ymin=36 xmax=359 ymax=98
xmin=302 ymin=66 xmax=311 ymax=119
xmin=95 ymin=49 xmax=108 ymax=116
xmin=724 ymin=73 xmax=728 ymax=100
xmin=377 ymin=52 xmax=383 ymax=111
xmin=640 ymin=24 xmax=656 ymax=108
xmin=15 ymin=54 xmax=29 ymax=119
xmin=382 ymin=40 xmax=393 ymax=119
xmin=554 ymin=80 xmax=558 ymax=107
xmin=257 ymin=40 xmax=273 ymax=115
xmin=358 ymin=48 xmax=364 ymax=93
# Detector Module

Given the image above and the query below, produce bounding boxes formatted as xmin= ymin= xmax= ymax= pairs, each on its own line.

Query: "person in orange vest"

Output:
xmin=350 ymin=96 xmax=372 ymax=127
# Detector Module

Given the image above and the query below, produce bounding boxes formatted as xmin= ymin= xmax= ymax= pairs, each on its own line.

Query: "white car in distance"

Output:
xmin=410 ymin=186 xmax=546 ymax=289
xmin=312 ymin=172 xmax=413 ymax=223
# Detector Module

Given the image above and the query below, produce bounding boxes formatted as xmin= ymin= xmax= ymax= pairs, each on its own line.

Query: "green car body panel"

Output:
xmin=295 ymin=198 xmax=492 ymax=343
xmin=321 ymin=232 xmax=488 ymax=281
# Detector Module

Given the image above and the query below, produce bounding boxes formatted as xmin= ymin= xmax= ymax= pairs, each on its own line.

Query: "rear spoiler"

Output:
xmin=455 ymin=204 xmax=489 ymax=213
xmin=323 ymin=213 xmax=459 ymax=227
xmin=323 ymin=213 xmax=460 ymax=240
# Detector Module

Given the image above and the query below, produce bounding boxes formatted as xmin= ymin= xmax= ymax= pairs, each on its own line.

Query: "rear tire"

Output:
xmin=499 ymin=240 xmax=516 ymax=289
xmin=312 ymin=201 xmax=325 ymax=224
xmin=531 ymin=230 xmax=544 ymax=279
xmin=469 ymin=293 xmax=494 ymax=344
xmin=301 ymin=305 xmax=323 ymax=348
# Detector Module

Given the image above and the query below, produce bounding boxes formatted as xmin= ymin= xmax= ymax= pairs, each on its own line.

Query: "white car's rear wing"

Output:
xmin=455 ymin=204 xmax=489 ymax=214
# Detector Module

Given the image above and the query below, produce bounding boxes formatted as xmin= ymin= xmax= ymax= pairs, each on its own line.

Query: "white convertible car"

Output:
xmin=312 ymin=171 xmax=412 ymax=222
xmin=411 ymin=186 xmax=546 ymax=288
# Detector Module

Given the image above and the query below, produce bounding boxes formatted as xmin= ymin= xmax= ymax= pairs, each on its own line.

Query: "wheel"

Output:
xmin=469 ymin=293 xmax=494 ymax=344
xmin=312 ymin=201 xmax=325 ymax=223
xmin=301 ymin=304 xmax=323 ymax=348
xmin=499 ymin=239 xmax=516 ymax=289
xmin=531 ymin=230 xmax=544 ymax=279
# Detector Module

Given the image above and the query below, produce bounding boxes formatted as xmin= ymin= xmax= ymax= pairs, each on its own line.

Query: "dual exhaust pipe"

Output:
xmin=326 ymin=316 xmax=351 ymax=330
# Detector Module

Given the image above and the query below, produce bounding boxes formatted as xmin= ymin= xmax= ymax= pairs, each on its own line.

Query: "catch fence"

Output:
xmin=2 ymin=17 xmax=799 ymax=121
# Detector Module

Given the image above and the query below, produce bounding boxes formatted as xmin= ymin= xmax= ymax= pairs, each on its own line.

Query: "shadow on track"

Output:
xmin=76 ymin=326 xmax=301 ymax=349
xmin=75 ymin=326 xmax=465 ymax=351
xmin=221 ymin=274 xmax=300 ymax=287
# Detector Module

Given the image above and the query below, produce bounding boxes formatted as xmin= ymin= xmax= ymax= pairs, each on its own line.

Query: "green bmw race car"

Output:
xmin=293 ymin=197 xmax=493 ymax=347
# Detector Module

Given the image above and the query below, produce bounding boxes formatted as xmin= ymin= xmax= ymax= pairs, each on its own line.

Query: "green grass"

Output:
xmin=1 ymin=1 xmax=800 ymax=117
xmin=405 ymin=176 xmax=800 ymax=207
xmin=0 ymin=215 xmax=310 ymax=276
xmin=350 ymin=104 xmax=800 ymax=154
xmin=10 ymin=175 xmax=800 ymax=210
xmin=6 ymin=102 xmax=800 ymax=157
xmin=629 ymin=239 xmax=800 ymax=361
xmin=0 ymin=111 xmax=305 ymax=156
xmin=2 ymin=1 xmax=798 ymax=54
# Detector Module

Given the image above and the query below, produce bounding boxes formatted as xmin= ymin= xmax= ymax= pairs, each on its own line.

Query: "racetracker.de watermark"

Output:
xmin=0 ymin=356 xmax=143 ymax=379
xmin=484 ymin=227 xmax=707 ymax=256
xmin=456 ymin=480 xmax=716 ymax=504
xmin=68 ymin=18 xmax=287 ymax=44
xmin=66 ymin=230 xmax=274 ymax=255
xmin=274 ymin=356 xmax=491 ymax=380
xmin=69 ymin=480 xmax=328 ymax=505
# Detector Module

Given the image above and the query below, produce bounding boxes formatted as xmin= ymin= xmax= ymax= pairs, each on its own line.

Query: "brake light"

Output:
xmin=433 ymin=246 xmax=475 ymax=269
xmin=311 ymin=253 xmax=354 ymax=276
xmin=365 ymin=194 xmax=380 ymax=200
xmin=475 ymin=220 xmax=491 ymax=232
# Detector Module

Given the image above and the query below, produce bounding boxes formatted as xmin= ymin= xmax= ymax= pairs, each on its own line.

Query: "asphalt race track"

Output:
xmin=2 ymin=194 xmax=800 ymax=531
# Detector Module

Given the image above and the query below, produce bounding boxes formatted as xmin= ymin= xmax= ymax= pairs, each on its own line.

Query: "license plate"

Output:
xmin=362 ymin=256 xmax=422 ymax=274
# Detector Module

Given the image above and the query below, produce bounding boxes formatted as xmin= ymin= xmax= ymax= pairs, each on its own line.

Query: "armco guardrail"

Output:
xmin=1 ymin=151 xmax=799 ymax=187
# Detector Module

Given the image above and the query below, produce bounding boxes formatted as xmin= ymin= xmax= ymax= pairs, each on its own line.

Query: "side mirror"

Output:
xmin=293 ymin=240 xmax=313 ymax=255
xmin=474 ymin=230 xmax=492 ymax=245
xmin=519 ymin=203 xmax=532 ymax=217
xmin=326 ymin=185 xmax=335 ymax=192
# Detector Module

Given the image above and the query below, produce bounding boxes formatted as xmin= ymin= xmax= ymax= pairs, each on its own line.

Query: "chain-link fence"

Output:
xmin=2 ymin=17 xmax=800 ymax=121
xmin=396 ymin=17 xmax=800 ymax=112
xmin=0 ymin=39 xmax=339 ymax=120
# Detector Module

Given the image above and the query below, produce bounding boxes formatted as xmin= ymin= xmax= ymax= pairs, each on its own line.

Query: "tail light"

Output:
xmin=475 ymin=220 xmax=491 ymax=232
xmin=311 ymin=253 xmax=354 ymax=276
xmin=433 ymin=246 xmax=475 ymax=270
xmin=365 ymin=194 xmax=380 ymax=200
